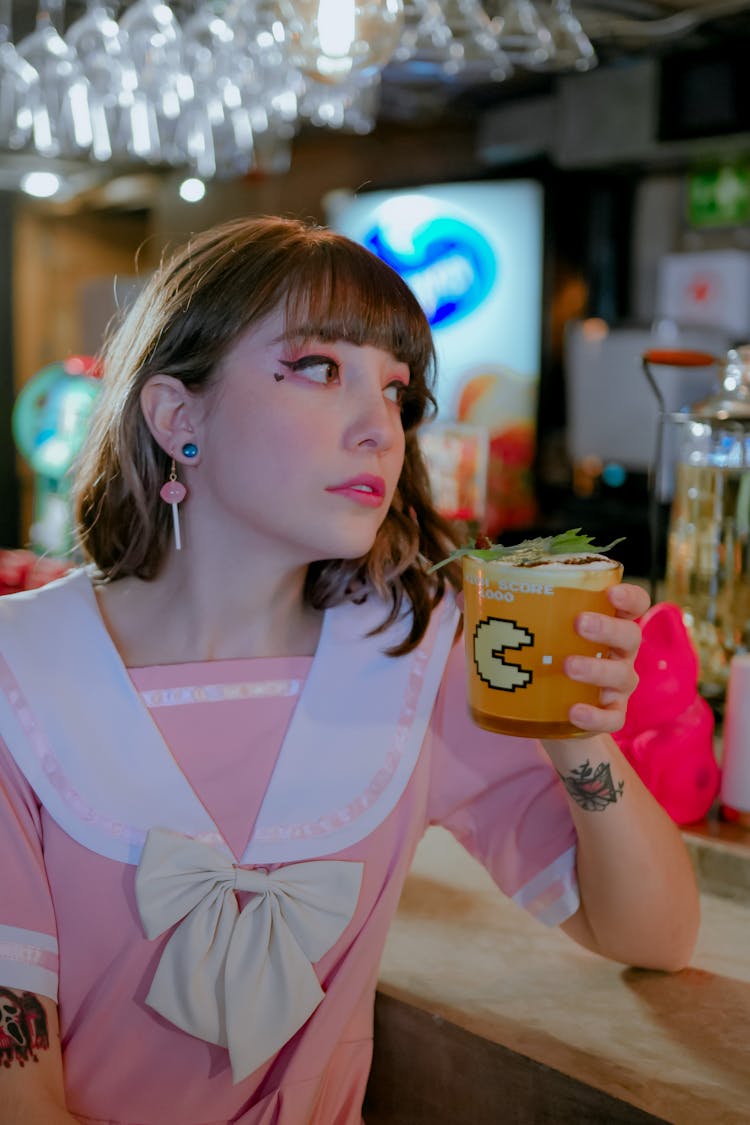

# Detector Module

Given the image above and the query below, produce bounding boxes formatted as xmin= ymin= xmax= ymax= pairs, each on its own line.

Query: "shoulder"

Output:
xmin=0 ymin=567 xmax=91 ymax=628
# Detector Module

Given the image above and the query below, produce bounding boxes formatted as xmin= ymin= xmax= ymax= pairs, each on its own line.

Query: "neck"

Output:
xmin=96 ymin=550 xmax=324 ymax=667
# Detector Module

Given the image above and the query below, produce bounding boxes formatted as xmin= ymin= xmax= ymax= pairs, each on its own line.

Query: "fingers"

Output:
xmin=566 ymin=591 xmax=644 ymax=733
xmin=565 ymin=652 xmax=638 ymax=696
xmin=607 ymin=581 xmax=650 ymax=620
xmin=576 ymin=609 xmax=642 ymax=658
xmin=567 ymin=651 xmax=637 ymax=733
xmin=568 ymin=699 xmax=628 ymax=734
xmin=565 ymin=660 xmax=636 ymax=732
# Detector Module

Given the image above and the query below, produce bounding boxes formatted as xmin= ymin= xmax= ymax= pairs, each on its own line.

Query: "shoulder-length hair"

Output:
xmin=73 ymin=215 xmax=462 ymax=654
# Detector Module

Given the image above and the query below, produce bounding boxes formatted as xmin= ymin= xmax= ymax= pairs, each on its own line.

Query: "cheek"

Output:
xmin=392 ymin=430 xmax=407 ymax=476
xmin=216 ymin=399 xmax=316 ymax=464
xmin=237 ymin=418 xmax=322 ymax=496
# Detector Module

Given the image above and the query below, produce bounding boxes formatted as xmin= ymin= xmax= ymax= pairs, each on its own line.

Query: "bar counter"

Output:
xmin=364 ymin=823 xmax=750 ymax=1125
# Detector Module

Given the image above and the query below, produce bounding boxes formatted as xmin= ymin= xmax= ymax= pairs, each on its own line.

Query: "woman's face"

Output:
xmin=188 ymin=307 xmax=409 ymax=568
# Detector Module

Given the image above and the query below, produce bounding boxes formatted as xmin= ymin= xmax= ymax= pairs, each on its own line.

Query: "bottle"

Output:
xmin=664 ymin=346 xmax=750 ymax=700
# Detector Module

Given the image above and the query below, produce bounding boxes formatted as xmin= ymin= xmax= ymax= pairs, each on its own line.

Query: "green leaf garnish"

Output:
xmin=428 ymin=528 xmax=625 ymax=573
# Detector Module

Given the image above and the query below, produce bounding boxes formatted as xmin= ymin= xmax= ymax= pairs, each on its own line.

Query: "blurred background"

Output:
xmin=3 ymin=0 xmax=750 ymax=585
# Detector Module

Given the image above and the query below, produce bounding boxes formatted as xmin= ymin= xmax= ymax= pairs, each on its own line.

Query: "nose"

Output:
xmin=344 ymin=385 xmax=399 ymax=453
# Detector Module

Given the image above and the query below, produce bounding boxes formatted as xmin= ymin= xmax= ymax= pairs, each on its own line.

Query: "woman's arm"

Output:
xmin=550 ymin=733 xmax=699 ymax=969
xmin=545 ymin=582 xmax=700 ymax=970
xmin=0 ymin=991 xmax=80 ymax=1124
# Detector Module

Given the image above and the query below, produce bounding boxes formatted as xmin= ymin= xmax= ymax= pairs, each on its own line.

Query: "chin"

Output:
xmin=301 ymin=508 xmax=389 ymax=566
xmin=331 ymin=538 xmax=378 ymax=563
xmin=321 ymin=526 xmax=382 ymax=563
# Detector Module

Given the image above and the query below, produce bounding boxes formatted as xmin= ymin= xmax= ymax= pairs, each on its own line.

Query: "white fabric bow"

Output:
xmin=134 ymin=827 xmax=364 ymax=1083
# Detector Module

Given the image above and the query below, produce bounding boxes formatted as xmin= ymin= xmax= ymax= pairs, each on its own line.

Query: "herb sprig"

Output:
xmin=428 ymin=528 xmax=624 ymax=573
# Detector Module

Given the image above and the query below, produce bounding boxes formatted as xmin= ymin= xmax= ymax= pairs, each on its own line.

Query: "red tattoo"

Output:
xmin=0 ymin=989 xmax=49 ymax=1067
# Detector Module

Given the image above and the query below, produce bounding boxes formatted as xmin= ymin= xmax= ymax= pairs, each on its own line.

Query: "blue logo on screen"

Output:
xmin=364 ymin=217 xmax=496 ymax=328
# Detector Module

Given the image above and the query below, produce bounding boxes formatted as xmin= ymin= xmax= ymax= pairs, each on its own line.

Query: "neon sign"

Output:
xmin=364 ymin=213 xmax=497 ymax=328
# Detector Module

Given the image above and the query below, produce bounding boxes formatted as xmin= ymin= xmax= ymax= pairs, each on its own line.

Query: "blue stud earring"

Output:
xmin=181 ymin=442 xmax=199 ymax=459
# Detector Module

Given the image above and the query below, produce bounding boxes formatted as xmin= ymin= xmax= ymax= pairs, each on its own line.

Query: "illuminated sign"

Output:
xmin=328 ymin=181 xmax=544 ymax=533
xmin=364 ymin=214 xmax=497 ymax=328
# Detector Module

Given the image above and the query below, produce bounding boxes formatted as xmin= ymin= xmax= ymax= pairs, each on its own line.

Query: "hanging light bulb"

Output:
xmin=280 ymin=0 xmax=405 ymax=84
xmin=318 ymin=0 xmax=355 ymax=57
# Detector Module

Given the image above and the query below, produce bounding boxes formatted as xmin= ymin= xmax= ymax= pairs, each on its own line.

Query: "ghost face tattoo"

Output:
xmin=0 ymin=989 xmax=49 ymax=1068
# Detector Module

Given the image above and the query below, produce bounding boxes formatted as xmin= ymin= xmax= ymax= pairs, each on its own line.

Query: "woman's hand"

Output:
xmin=564 ymin=582 xmax=650 ymax=735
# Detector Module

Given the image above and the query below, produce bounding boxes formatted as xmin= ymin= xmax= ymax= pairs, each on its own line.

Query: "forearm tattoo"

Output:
xmin=0 ymin=988 xmax=49 ymax=1068
xmin=557 ymin=759 xmax=624 ymax=812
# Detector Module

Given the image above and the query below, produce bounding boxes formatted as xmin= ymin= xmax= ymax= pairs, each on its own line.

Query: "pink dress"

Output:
xmin=0 ymin=571 xmax=578 ymax=1124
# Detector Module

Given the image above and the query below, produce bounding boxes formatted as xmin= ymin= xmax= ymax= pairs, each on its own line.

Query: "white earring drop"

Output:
xmin=159 ymin=458 xmax=187 ymax=550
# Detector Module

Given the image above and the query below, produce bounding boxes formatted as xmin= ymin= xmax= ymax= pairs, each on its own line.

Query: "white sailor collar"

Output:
xmin=0 ymin=568 xmax=458 ymax=865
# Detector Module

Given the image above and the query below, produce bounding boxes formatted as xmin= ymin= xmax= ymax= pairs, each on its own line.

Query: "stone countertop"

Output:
xmin=369 ymin=826 xmax=750 ymax=1125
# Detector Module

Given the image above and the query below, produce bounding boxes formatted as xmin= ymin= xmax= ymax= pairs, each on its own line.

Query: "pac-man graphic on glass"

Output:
xmin=473 ymin=616 xmax=535 ymax=692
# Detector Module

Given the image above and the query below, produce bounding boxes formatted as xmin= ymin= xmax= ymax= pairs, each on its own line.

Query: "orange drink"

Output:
xmin=463 ymin=552 xmax=623 ymax=738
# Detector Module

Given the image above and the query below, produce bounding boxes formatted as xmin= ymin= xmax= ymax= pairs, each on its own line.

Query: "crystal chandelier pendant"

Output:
xmin=299 ymin=69 xmax=381 ymax=133
xmin=16 ymin=0 xmax=94 ymax=158
xmin=0 ymin=27 xmax=43 ymax=151
xmin=389 ymin=0 xmax=455 ymax=77
xmin=438 ymin=0 xmax=512 ymax=82
xmin=487 ymin=0 xmax=554 ymax=68
xmin=118 ymin=0 xmax=191 ymax=165
xmin=540 ymin=0 xmax=597 ymax=73
xmin=281 ymin=0 xmax=405 ymax=85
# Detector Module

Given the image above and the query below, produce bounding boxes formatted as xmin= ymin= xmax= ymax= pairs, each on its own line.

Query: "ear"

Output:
xmin=140 ymin=375 xmax=200 ymax=462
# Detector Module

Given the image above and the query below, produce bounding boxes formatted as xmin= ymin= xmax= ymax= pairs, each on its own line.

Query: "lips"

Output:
xmin=325 ymin=474 xmax=387 ymax=507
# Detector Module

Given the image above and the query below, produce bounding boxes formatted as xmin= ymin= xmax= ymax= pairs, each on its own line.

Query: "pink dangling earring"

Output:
xmin=160 ymin=457 xmax=187 ymax=550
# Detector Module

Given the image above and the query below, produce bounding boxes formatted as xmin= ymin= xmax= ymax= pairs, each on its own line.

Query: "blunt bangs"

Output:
xmin=281 ymin=238 xmax=437 ymax=430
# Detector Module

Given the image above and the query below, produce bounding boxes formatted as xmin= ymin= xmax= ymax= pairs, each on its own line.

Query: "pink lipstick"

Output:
xmin=326 ymin=474 xmax=386 ymax=508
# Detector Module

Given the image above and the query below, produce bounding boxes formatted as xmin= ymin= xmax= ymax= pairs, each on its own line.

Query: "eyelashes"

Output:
xmin=277 ymin=351 xmax=412 ymax=405
xmin=279 ymin=355 xmax=339 ymax=385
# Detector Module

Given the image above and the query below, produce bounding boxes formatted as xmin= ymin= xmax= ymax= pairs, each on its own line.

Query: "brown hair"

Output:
xmin=73 ymin=215 xmax=461 ymax=654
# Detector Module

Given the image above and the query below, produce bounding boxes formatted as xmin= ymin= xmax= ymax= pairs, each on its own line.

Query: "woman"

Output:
xmin=0 ymin=216 xmax=699 ymax=1124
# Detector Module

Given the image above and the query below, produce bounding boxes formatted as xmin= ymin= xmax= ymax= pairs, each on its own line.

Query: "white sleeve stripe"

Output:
xmin=511 ymin=844 xmax=580 ymax=925
xmin=0 ymin=924 xmax=58 ymax=953
xmin=533 ymin=883 xmax=581 ymax=927
xmin=0 ymin=962 xmax=58 ymax=1001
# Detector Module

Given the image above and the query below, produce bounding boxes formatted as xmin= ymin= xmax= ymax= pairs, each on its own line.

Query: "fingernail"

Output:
xmin=579 ymin=613 xmax=599 ymax=637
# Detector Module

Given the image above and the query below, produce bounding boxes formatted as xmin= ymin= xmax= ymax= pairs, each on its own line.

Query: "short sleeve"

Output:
xmin=0 ymin=735 xmax=59 ymax=999
xmin=425 ymin=637 xmax=580 ymax=927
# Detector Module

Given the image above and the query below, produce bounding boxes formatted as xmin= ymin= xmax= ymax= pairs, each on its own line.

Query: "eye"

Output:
xmin=280 ymin=355 xmax=339 ymax=385
xmin=384 ymin=379 xmax=409 ymax=405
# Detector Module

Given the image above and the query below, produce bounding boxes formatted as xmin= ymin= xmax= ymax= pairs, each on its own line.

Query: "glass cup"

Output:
xmin=462 ymin=552 xmax=623 ymax=738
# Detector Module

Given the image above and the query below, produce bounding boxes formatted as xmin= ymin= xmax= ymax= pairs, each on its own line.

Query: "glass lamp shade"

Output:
xmin=281 ymin=0 xmax=405 ymax=84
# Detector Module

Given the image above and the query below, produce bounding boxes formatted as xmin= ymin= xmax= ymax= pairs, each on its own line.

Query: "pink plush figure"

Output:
xmin=612 ymin=601 xmax=720 ymax=825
